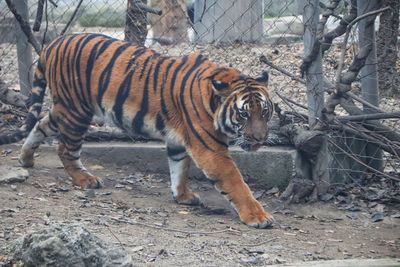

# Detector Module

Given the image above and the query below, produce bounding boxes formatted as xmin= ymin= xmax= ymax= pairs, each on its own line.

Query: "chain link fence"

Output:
xmin=0 ymin=0 xmax=399 ymax=183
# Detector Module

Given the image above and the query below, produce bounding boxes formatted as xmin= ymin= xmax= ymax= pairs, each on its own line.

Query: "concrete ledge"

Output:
xmin=6 ymin=142 xmax=300 ymax=189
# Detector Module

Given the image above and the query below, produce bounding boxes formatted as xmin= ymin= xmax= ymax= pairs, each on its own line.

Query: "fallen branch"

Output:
xmin=5 ymin=0 xmax=42 ymax=55
xmin=0 ymin=78 xmax=28 ymax=108
xmin=337 ymin=112 xmax=400 ymax=121
xmin=340 ymin=97 xmax=400 ymax=143
xmin=279 ymin=124 xmax=324 ymax=158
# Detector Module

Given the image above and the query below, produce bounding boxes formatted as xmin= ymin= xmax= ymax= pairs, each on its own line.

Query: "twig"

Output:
xmin=259 ymin=56 xmax=305 ymax=84
xmin=60 ymin=0 xmax=84 ymax=35
xmin=345 ymin=92 xmax=383 ymax=113
xmin=5 ymin=0 xmax=42 ymax=55
xmin=328 ymin=139 xmax=400 ymax=182
xmin=330 ymin=122 xmax=400 ymax=158
xmin=33 ymin=0 xmax=45 ymax=32
xmin=275 ymin=90 xmax=308 ymax=110
xmin=109 ymin=217 xmax=241 ymax=235
xmin=238 ymin=237 xmax=278 ymax=247
xmin=337 ymin=112 xmax=400 ymax=121
xmin=105 ymin=225 xmax=126 ymax=251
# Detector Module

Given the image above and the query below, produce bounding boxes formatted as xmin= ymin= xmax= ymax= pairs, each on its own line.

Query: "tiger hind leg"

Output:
xmin=19 ymin=112 xmax=58 ymax=167
xmin=56 ymin=113 xmax=102 ymax=189
xmin=57 ymin=142 xmax=102 ymax=189
xmin=167 ymin=145 xmax=201 ymax=205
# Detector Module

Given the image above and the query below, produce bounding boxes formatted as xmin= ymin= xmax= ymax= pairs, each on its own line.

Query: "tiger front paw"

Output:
xmin=174 ymin=192 xmax=202 ymax=206
xmin=71 ymin=172 xmax=103 ymax=189
xmin=239 ymin=200 xmax=275 ymax=228
xmin=19 ymin=154 xmax=34 ymax=168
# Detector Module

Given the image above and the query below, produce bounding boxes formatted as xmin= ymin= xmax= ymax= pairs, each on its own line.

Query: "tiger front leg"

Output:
xmin=167 ymin=145 xmax=201 ymax=206
xmin=190 ymin=148 xmax=275 ymax=228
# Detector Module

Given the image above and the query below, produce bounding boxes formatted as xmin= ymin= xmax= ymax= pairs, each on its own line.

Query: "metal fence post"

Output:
xmin=15 ymin=0 xmax=33 ymax=96
xmin=357 ymin=0 xmax=383 ymax=171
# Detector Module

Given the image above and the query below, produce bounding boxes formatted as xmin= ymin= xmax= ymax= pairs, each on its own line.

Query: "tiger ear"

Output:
xmin=255 ymin=71 xmax=269 ymax=84
xmin=207 ymin=67 xmax=239 ymax=96
xmin=211 ymin=80 xmax=230 ymax=93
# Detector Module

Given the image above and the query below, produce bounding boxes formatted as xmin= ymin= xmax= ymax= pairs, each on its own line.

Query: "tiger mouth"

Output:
xmin=240 ymin=142 xmax=263 ymax=152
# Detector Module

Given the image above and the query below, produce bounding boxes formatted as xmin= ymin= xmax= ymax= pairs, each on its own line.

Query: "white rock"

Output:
xmin=0 ymin=166 xmax=29 ymax=184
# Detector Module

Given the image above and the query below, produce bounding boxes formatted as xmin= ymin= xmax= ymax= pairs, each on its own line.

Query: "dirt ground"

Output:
xmin=0 ymin=145 xmax=399 ymax=266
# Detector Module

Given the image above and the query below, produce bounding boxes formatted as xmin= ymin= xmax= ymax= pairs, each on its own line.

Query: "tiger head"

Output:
xmin=209 ymin=68 xmax=274 ymax=151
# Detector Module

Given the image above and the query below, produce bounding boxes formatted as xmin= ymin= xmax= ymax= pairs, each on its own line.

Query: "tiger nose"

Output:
xmin=252 ymin=133 xmax=267 ymax=142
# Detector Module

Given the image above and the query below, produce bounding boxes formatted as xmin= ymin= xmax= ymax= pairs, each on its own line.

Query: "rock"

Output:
xmin=264 ymin=16 xmax=304 ymax=36
xmin=12 ymin=224 xmax=133 ymax=267
xmin=0 ymin=166 xmax=29 ymax=184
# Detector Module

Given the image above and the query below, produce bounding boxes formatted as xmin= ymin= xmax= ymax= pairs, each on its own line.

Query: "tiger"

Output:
xmin=0 ymin=33 xmax=275 ymax=228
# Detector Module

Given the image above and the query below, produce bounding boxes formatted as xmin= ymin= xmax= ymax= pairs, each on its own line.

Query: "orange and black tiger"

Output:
xmin=0 ymin=33 xmax=275 ymax=228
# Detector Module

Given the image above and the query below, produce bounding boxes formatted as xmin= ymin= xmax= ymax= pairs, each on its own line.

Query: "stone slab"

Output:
xmin=4 ymin=142 xmax=301 ymax=189
xmin=0 ymin=166 xmax=29 ymax=184
xmin=81 ymin=142 xmax=299 ymax=189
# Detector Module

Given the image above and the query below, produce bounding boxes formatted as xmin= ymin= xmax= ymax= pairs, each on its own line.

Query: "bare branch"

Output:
xmin=33 ymin=0 xmax=45 ymax=32
xmin=320 ymin=0 xmax=358 ymax=54
xmin=60 ymin=0 xmax=84 ymax=35
xmin=335 ymin=6 xmax=391 ymax=89
xmin=317 ymin=0 xmax=341 ymax=38
xmin=5 ymin=0 xmax=42 ymax=55
xmin=259 ymin=55 xmax=305 ymax=84
xmin=48 ymin=0 xmax=58 ymax=8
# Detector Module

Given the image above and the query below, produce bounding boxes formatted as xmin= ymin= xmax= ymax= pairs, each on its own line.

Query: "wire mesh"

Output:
xmin=0 ymin=0 xmax=398 ymax=182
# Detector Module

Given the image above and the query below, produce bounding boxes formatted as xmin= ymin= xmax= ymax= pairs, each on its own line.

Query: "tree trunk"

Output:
xmin=148 ymin=0 xmax=188 ymax=45
xmin=125 ymin=0 xmax=148 ymax=45
xmin=377 ymin=0 xmax=399 ymax=96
